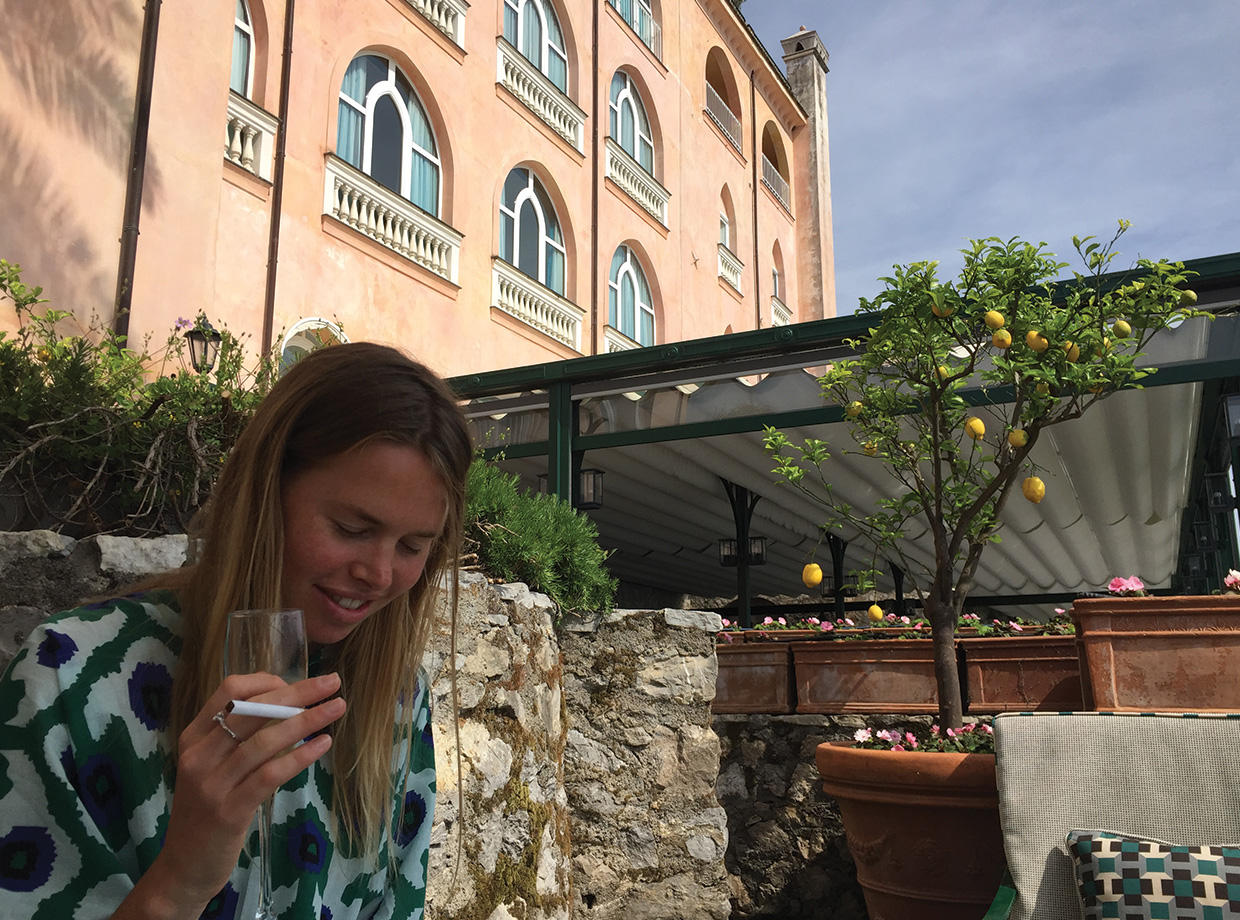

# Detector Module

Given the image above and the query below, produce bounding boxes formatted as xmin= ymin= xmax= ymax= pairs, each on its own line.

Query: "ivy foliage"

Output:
xmin=464 ymin=459 xmax=616 ymax=618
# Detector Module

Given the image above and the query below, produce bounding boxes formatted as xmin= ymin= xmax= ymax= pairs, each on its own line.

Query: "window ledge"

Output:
xmin=496 ymin=38 xmax=586 ymax=154
xmin=492 ymin=257 xmax=584 ymax=351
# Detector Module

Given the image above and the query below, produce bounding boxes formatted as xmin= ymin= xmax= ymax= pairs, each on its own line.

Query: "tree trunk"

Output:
xmin=925 ymin=596 xmax=963 ymax=729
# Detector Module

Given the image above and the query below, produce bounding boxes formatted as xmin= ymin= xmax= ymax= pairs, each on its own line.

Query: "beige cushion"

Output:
xmin=993 ymin=712 xmax=1240 ymax=920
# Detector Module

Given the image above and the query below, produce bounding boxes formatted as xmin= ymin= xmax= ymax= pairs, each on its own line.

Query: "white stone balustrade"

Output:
xmin=718 ymin=244 xmax=743 ymax=292
xmin=771 ymin=295 xmax=791 ymax=327
xmin=605 ymin=138 xmax=670 ymax=226
xmin=497 ymin=39 xmax=586 ymax=153
xmin=705 ymin=83 xmax=741 ymax=152
xmin=492 ymin=258 xmax=584 ymax=351
xmin=605 ymin=325 xmax=640 ymax=353
xmin=761 ymin=156 xmax=791 ymax=213
xmin=606 ymin=0 xmax=662 ymax=59
xmin=402 ymin=0 xmax=466 ymax=46
xmin=323 ymin=155 xmax=462 ymax=284
xmin=224 ymin=91 xmax=278 ymax=181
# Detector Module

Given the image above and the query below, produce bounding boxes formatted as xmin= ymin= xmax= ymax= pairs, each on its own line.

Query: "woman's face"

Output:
xmin=280 ymin=440 xmax=448 ymax=648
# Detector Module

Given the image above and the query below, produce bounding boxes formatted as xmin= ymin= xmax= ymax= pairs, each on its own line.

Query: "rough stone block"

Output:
xmin=95 ymin=534 xmax=187 ymax=576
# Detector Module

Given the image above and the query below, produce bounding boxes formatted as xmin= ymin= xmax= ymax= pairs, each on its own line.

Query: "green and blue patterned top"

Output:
xmin=0 ymin=591 xmax=436 ymax=920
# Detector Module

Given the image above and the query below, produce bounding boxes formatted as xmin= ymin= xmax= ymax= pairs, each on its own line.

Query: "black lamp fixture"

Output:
xmin=718 ymin=536 xmax=766 ymax=567
xmin=184 ymin=317 xmax=222 ymax=374
xmin=537 ymin=468 xmax=605 ymax=510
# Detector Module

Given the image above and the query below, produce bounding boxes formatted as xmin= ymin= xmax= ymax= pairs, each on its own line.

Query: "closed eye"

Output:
xmin=334 ymin=521 xmax=368 ymax=538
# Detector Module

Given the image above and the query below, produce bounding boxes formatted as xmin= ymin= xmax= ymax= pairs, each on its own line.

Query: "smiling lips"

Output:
xmin=326 ymin=591 xmax=367 ymax=611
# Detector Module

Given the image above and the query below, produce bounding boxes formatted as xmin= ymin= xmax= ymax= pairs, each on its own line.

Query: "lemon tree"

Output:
xmin=764 ymin=223 xmax=1203 ymax=728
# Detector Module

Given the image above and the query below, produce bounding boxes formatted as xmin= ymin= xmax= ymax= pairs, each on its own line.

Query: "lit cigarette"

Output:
xmin=227 ymin=700 xmax=304 ymax=720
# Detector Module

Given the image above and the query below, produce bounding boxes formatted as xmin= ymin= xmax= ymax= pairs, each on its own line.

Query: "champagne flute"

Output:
xmin=225 ymin=608 xmax=308 ymax=920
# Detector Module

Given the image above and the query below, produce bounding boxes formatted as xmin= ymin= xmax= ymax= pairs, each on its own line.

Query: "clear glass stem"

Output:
xmin=256 ymin=797 xmax=274 ymax=920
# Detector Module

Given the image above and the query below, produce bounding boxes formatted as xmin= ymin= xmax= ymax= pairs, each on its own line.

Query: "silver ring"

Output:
xmin=213 ymin=709 xmax=239 ymax=741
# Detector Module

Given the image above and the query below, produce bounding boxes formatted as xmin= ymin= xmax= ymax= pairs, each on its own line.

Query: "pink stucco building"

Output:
xmin=1 ymin=0 xmax=835 ymax=379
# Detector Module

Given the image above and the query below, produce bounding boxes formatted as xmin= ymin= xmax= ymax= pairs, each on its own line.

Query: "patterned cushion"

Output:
xmin=1067 ymin=829 xmax=1240 ymax=919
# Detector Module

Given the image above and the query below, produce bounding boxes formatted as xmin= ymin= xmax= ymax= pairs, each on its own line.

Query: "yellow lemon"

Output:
xmin=932 ymin=302 xmax=955 ymax=318
xmin=1112 ymin=319 xmax=1132 ymax=338
xmin=863 ymin=442 xmax=878 ymax=457
xmin=1026 ymin=330 xmax=1049 ymax=353
xmin=845 ymin=400 xmax=863 ymax=419
xmin=965 ymin=417 xmax=985 ymax=440
xmin=802 ymin=563 xmax=823 ymax=588
xmin=1180 ymin=289 xmax=1198 ymax=305
xmin=867 ymin=604 xmax=884 ymax=623
xmin=1022 ymin=476 xmax=1046 ymax=503
xmin=1036 ymin=381 xmax=1050 ymax=395
xmin=984 ymin=310 xmax=1005 ymax=330
xmin=992 ymin=329 xmax=1012 ymax=349
xmin=1008 ymin=428 xmax=1028 ymax=448
xmin=936 ymin=364 xmax=950 ymax=381
xmin=1063 ymin=341 xmax=1080 ymax=363
xmin=1094 ymin=337 xmax=1111 ymax=358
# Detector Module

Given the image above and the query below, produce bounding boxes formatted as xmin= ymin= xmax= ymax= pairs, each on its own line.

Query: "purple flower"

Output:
xmin=174 ymin=317 xmax=192 ymax=331
xmin=36 ymin=630 xmax=77 ymax=668
xmin=0 ymin=826 xmax=57 ymax=892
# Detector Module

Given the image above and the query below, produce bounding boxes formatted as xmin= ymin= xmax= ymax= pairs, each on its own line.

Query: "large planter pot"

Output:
xmin=713 ymin=642 xmax=794 ymax=714
xmin=791 ymin=638 xmax=938 ymax=714
xmin=816 ymin=742 xmax=1004 ymax=919
xmin=959 ymin=634 xmax=1083 ymax=714
xmin=1072 ymin=596 xmax=1240 ymax=711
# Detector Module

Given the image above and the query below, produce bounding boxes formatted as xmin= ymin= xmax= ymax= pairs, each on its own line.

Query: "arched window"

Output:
xmin=608 ymin=71 xmax=653 ymax=173
xmin=231 ymin=0 xmax=254 ymax=96
xmin=500 ymin=167 xmax=566 ymax=294
xmin=280 ymin=319 xmax=347 ymax=375
xmin=503 ymin=0 xmax=568 ymax=92
xmin=337 ymin=54 xmax=441 ymax=216
xmin=608 ymin=246 xmax=654 ymax=346
xmin=771 ymin=242 xmax=785 ymax=301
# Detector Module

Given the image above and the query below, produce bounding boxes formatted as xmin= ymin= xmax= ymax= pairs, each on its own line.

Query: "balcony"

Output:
xmin=606 ymin=0 xmax=662 ymax=60
xmin=771 ymin=295 xmax=791 ymax=327
xmin=605 ymin=138 xmax=670 ymax=227
xmin=705 ymin=83 xmax=741 ymax=152
xmin=761 ymin=156 xmax=791 ymax=213
xmin=224 ymin=91 xmax=278 ymax=181
xmin=718 ymin=244 xmax=743 ymax=292
xmin=323 ymin=154 xmax=462 ymax=284
xmin=497 ymin=39 xmax=586 ymax=153
xmin=492 ymin=258 xmax=585 ymax=351
xmin=401 ymin=0 xmax=467 ymax=47
xmin=605 ymin=325 xmax=641 ymax=353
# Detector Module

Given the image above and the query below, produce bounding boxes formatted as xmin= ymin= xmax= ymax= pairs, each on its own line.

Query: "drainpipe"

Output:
xmin=589 ymin=0 xmax=600 ymax=354
xmin=749 ymin=69 xmax=760 ymax=329
xmin=112 ymin=0 xmax=163 ymax=340
xmin=261 ymin=0 xmax=296 ymax=354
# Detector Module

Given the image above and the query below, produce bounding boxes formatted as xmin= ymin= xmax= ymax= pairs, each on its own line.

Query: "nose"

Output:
xmin=350 ymin=547 xmax=394 ymax=593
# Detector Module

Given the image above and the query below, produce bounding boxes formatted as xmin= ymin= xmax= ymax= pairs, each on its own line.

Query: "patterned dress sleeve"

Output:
xmin=365 ymin=671 xmax=437 ymax=920
xmin=0 ymin=595 xmax=180 ymax=920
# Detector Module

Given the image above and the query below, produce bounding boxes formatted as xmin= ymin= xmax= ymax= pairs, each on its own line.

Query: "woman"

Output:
xmin=0 ymin=343 xmax=473 ymax=919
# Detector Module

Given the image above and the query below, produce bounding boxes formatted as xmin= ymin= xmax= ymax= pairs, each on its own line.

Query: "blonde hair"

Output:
xmin=164 ymin=342 xmax=471 ymax=859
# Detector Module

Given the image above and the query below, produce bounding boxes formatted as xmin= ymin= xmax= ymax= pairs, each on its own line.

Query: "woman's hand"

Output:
xmin=113 ymin=672 xmax=346 ymax=919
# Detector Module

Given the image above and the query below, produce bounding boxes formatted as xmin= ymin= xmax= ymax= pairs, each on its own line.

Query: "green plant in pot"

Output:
xmin=763 ymin=224 xmax=1201 ymax=919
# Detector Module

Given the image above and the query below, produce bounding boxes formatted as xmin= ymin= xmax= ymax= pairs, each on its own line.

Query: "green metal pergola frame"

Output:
xmin=450 ymin=252 xmax=1240 ymax=613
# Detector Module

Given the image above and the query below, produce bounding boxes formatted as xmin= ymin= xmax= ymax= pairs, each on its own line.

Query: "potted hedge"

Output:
xmin=764 ymin=225 xmax=1200 ymax=919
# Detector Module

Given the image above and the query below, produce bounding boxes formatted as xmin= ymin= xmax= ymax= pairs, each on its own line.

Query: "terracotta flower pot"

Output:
xmin=791 ymin=638 xmax=938 ymax=713
xmin=713 ymin=642 xmax=794 ymax=713
xmin=958 ymin=634 xmax=1083 ymax=714
xmin=815 ymin=742 xmax=1004 ymax=920
xmin=1071 ymin=595 xmax=1240 ymax=711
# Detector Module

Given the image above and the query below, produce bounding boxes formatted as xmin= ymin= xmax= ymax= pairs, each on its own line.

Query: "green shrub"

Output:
xmin=465 ymin=459 xmax=616 ymax=617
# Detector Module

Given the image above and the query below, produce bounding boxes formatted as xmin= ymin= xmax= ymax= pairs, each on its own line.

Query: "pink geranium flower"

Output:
xmin=1108 ymin=575 xmax=1146 ymax=596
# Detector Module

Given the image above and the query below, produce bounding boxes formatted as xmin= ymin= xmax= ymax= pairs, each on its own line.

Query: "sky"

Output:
xmin=745 ymin=1 xmax=1240 ymax=315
